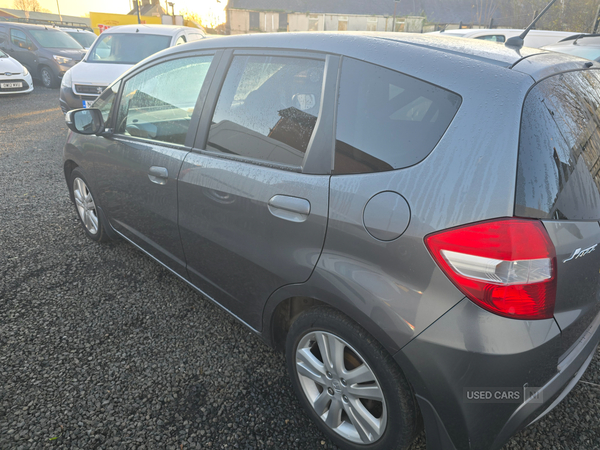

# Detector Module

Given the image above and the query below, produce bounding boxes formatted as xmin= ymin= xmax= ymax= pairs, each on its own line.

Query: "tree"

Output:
xmin=475 ymin=0 xmax=499 ymax=26
xmin=13 ymin=0 xmax=50 ymax=12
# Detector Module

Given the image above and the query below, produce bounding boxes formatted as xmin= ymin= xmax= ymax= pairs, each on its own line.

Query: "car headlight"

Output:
xmin=53 ymin=55 xmax=73 ymax=65
xmin=61 ymin=68 xmax=72 ymax=88
xmin=22 ymin=65 xmax=29 ymax=76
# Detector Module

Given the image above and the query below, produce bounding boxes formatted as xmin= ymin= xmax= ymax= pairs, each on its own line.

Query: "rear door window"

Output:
xmin=207 ymin=55 xmax=325 ymax=168
xmin=333 ymin=57 xmax=461 ymax=174
xmin=516 ymin=70 xmax=600 ymax=220
xmin=115 ymin=55 xmax=213 ymax=145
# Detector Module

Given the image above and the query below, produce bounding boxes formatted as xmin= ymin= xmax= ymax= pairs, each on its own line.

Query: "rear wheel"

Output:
xmin=40 ymin=66 xmax=57 ymax=88
xmin=285 ymin=307 xmax=419 ymax=450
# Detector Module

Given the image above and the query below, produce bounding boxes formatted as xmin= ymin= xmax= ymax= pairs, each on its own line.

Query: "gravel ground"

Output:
xmin=0 ymin=88 xmax=599 ymax=450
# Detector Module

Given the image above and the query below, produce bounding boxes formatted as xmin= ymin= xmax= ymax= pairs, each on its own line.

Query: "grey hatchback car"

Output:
xmin=62 ymin=33 xmax=600 ymax=450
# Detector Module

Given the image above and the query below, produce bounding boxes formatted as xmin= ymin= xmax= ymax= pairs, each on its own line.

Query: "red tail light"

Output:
xmin=425 ymin=218 xmax=556 ymax=320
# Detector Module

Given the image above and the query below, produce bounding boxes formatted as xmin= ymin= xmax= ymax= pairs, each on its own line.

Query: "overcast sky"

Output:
xmin=0 ymin=0 xmax=226 ymax=24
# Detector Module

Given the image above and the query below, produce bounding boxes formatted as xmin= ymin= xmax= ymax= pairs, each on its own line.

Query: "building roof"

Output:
xmin=226 ymin=0 xmax=480 ymax=24
xmin=128 ymin=3 xmax=166 ymax=17
xmin=0 ymin=8 xmax=90 ymax=26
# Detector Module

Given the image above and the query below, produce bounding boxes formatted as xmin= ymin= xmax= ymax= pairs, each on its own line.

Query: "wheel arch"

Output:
xmin=263 ymin=284 xmax=402 ymax=357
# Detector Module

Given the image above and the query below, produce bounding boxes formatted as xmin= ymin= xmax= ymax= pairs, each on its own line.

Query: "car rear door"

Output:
xmin=95 ymin=51 xmax=220 ymax=277
xmin=177 ymin=50 xmax=338 ymax=329
xmin=516 ymin=69 xmax=600 ymax=358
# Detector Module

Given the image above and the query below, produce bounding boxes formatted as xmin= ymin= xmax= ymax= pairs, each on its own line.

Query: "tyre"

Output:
xmin=286 ymin=307 xmax=419 ymax=450
xmin=40 ymin=66 xmax=58 ymax=88
xmin=69 ymin=168 xmax=108 ymax=242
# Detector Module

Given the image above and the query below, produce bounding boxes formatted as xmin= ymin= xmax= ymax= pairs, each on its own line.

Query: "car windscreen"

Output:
xmin=29 ymin=29 xmax=83 ymax=49
xmin=68 ymin=32 xmax=96 ymax=48
xmin=87 ymin=33 xmax=171 ymax=64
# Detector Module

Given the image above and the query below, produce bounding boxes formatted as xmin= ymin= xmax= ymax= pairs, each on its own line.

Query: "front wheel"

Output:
xmin=285 ymin=307 xmax=419 ymax=450
xmin=69 ymin=168 xmax=108 ymax=242
xmin=40 ymin=66 xmax=57 ymax=88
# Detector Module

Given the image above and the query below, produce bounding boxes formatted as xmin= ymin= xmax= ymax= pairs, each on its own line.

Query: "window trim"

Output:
xmin=190 ymin=49 xmax=336 ymax=175
xmin=109 ymin=50 xmax=220 ymax=149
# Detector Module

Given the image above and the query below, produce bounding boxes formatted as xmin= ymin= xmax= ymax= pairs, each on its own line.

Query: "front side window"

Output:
xmin=334 ymin=58 xmax=461 ymax=174
xmin=116 ymin=56 xmax=213 ymax=145
xmin=10 ymin=29 xmax=33 ymax=49
xmin=207 ymin=55 xmax=325 ymax=168
xmin=87 ymin=33 xmax=171 ymax=64
xmin=475 ymin=34 xmax=505 ymax=43
xmin=175 ymin=35 xmax=187 ymax=46
xmin=93 ymin=80 xmax=121 ymax=124
xmin=28 ymin=30 xmax=82 ymax=49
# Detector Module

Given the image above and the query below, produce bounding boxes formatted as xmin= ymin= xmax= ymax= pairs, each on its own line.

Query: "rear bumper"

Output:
xmin=395 ymin=298 xmax=600 ymax=450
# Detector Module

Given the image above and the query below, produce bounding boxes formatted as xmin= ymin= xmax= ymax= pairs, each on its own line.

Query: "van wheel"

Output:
xmin=40 ymin=66 xmax=57 ymax=88
xmin=285 ymin=307 xmax=419 ymax=450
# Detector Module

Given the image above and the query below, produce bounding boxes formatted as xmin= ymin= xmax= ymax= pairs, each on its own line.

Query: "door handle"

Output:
xmin=268 ymin=195 xmax=311 ymax=223
xmin=148 ymin=166 xmax=168 ymax=185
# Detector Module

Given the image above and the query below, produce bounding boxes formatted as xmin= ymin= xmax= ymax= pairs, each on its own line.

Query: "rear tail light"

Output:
xmin=425 ymin=218 xmax=556 ymax=320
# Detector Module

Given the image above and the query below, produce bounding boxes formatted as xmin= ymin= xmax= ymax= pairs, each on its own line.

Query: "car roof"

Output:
xmin=101 ymin=24 xmax=188 ymax=36
xmin=157 ymin=31 xmax=542 ymax=67
xmin=0 ymin=22 xmax=68 ymax=31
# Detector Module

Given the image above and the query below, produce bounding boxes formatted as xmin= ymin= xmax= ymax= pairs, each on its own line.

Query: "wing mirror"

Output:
xmin=65 ymin=108 xmax=111 ymax=136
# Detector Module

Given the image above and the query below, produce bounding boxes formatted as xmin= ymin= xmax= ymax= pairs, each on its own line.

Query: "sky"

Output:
xmin=0 ymin=0 xmax=226 ymax=26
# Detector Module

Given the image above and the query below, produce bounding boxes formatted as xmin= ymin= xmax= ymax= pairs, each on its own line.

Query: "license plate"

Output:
xmin=1 ymin=82 xmax=22 ymax=88
xmin=82 ymin=100 xmax=94 ymax=108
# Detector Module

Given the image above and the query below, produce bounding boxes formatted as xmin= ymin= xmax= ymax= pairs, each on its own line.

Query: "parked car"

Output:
xmin=542 ymin=34 xmax=600 ymax=61
xmin=59 ymin=24 xmax=206 ymax=112
xmin=428 ymin=28 xmax=581 ymax=47
xmin=62 ymin=32 xmax=600 ymax=450
xmin=60 ymin=27 xmax=98 ymax=50
xmin=0 ymin=48 xmax=33 ymax=94
xmin=0 ymin=22 xmax=85 ymax=88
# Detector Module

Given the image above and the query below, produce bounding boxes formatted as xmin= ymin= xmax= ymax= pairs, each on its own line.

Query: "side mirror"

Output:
xmin=65 ymin=108 xmax=106 ymax=136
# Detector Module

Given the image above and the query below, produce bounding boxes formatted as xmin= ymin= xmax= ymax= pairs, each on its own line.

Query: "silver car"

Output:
xmin=62 ymin=32 xmax=600 ymax=450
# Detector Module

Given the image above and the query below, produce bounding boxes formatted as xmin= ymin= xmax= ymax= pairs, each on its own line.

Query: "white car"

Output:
xmin=0 ymin=49 xmax=33 ymax=94
xmin=428 ymin=28 xmax=581 ymax=48
xmin=59 ymin=24 xmax=206 ymax=112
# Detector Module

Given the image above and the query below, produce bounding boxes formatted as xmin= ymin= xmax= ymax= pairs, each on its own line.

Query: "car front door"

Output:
xmin=95 ymin=52 xmax=218 ymax=277
xmin=8 ymin=28 xmax=36 ymax=71
xmin=177 ymin=51 xmax=338 ymax=329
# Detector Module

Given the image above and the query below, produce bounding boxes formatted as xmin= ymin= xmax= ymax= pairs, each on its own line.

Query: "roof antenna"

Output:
xmin=505 ymin=0 xmax=559 ymax=49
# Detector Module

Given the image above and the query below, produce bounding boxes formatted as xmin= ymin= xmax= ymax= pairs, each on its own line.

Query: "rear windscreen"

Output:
xmin=516 ymin=70 xmax=600 ymax=220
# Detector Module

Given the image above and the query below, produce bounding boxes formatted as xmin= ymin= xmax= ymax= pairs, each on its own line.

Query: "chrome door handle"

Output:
xmin=268 ymin=195 xmax=311 ymax=223
xmin=148 ymin=166 xmax=168 ymax=185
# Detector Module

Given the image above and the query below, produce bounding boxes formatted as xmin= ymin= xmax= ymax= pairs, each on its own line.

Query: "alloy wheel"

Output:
xmin=73 ymin=177 xmax=99 ymax=235
xmin=295 ymin=331 xmax=387 ymax=444
xmin=41 ymin=68 xmax=52 ymax=88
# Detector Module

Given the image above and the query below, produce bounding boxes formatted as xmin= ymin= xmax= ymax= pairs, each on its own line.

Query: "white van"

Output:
xmin=59 ymin=24 xmax=206 ymax=112
xmin=427 ymin=28 xmax=581 ymax=48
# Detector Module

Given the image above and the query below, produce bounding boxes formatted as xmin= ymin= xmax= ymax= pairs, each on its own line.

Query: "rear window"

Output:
xmin=333 ymin=57 xmax=461 ymax=174
xmin=516 ymin=70 xmax=600 ymax=220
